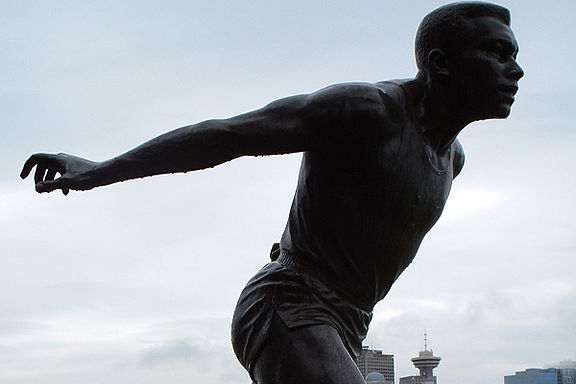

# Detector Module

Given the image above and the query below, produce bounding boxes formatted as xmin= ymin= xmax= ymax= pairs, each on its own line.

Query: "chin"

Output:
xmin=463 ymin=94 xmax=515 ymax=121
xmin=495 ymin=103 xmax=513 ymax=118
xmin=478 ymin=103 xmax=513 ymax=120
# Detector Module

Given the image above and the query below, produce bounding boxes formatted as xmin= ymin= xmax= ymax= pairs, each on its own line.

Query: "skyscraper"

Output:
xmin=356 ymin=346 xmax=395 ymax=383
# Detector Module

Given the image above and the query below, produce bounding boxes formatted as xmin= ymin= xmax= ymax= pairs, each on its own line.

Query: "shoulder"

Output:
xmin=306 ymin=82 xmax=403 ymax=118
xmin=452 ymin=138 xmax=465 ymax=178
xmin=303 ymin=82 xmax=407 ymax=142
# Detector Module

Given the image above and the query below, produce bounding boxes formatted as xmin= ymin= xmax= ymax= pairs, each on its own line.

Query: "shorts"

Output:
xmin=231 ymin=253 xmax=373 ymax=380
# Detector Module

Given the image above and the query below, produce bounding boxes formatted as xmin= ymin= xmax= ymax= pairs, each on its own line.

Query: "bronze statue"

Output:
xmin=21 ymin=2 xmax=523 ymax=383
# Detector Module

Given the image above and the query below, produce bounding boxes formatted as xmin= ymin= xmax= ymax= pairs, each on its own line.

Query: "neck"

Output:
xmin=406 ymin=77 xmax=470 ymax=154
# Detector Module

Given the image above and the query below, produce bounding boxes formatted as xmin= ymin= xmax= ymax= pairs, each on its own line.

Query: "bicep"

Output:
xmin=224 ymin=94 xmax=314 ymax=157
xmin=224 ymin=83 xmax=392 ymax=157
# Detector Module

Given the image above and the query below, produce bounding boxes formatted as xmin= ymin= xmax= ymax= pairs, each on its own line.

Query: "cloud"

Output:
xmin=3 ymin=1 xmax=576 ymax=384
xmin=139 ymin=339 xmax=198 ymax=366
xmin=442 ymin=187 xmax=508 ymax=220
xmin=545 ymin=361 xmax=576 ymax=369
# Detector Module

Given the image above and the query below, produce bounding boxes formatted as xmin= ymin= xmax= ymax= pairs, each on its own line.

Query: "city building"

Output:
xmin=399 ymin=334 xmax=441 ymax=384
xmin=559 ymin=368 xmax=576 ymax=384
xmin=505 ymin=368 xmax=561 ymax=384
xmin=366 ymin=372 xmax=388 ymax=384
xmin=356 ymin=346 xmax=395 ymax=383
xmin=555 ymin=362 xmax=576 ymax=384
xmin=505 ymin=363 xmax=576 ymax=384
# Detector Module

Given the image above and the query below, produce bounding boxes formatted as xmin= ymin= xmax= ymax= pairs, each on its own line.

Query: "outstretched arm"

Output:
xmin=21 ymin=94 xmax=316 ymax=194
xmin=21 ymin=83 xmax=390 ymax=194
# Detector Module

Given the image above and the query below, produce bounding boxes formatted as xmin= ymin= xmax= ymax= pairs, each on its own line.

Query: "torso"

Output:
xmin=280 ymin=80 xmax=460 ymax=307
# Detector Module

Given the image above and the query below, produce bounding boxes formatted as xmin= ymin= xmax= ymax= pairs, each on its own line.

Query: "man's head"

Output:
xmin=415 ymin=2 xmax=510 ymax=77
xmin=416 ymin=2 xmax=524 ymax=121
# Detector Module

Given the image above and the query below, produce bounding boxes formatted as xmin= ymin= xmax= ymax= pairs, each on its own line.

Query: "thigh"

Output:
xmin=252 ymin=313 xmax=366 ymax=384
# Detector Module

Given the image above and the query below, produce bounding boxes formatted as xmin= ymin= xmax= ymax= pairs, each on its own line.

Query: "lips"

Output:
xmin=500 ymin=84 xmax=519 ymax=95
xmin=499 ymin=84 xmax=519 ymax=104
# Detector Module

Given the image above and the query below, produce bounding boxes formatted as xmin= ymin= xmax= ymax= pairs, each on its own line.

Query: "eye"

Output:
xmin=487 ymin=42 xmax=516 ymax=63
xmin=489 ymin=45 xmax=508 ymax=62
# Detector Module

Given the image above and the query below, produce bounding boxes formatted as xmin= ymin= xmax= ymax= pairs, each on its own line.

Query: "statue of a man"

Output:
xmin=21 ymin=2 xmax=523 ymax=383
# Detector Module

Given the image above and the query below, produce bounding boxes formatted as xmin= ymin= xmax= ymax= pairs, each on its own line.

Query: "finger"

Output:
xmin=45 ymin=169 xmax=57 ymax=181
xmin=21 ymin=155 xmax=39 ymax=179
xmin=21 ymin=153 xmax=59 ymax=179
xmin=34 ymin=166 xmax=47 ymax=184
xmin=36 ymin=179 xmax=64 ymax=194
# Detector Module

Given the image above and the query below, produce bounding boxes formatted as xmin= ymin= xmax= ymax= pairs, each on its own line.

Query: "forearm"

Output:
xmin=86 ymin=119 xmax=240 ymax=189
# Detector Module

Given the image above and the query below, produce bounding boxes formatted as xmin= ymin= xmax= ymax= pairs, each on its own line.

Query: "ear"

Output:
xmin=428 ymin=49 xmax=450 ymax=77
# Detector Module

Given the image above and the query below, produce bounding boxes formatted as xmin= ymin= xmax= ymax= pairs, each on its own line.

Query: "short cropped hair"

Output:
xmin=415 ymin=2 xmax=510 ymax=76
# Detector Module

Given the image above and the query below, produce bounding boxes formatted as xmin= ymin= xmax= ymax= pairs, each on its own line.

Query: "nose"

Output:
xmin=508 ymin=59 xmax=524 ymax=81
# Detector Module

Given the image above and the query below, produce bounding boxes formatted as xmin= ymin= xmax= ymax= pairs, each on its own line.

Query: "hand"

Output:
xmin=20 ymin=153 xmax=97 ymax=195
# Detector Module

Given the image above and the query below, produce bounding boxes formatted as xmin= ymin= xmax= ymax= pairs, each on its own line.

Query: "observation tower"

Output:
xmin=411 ymin=333 xmax=441 ymax=382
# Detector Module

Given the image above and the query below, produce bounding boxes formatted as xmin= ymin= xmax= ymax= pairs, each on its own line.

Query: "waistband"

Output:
xmin=276 ymin=249 xmax=374 ymax=312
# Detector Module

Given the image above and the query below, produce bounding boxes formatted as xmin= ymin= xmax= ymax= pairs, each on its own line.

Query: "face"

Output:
xmin=449 ymin=16 xmax=524 ymax=121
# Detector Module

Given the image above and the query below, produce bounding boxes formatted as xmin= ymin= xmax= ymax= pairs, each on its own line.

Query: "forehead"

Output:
xmin=466 ymin=16 xmax=519 ymax=51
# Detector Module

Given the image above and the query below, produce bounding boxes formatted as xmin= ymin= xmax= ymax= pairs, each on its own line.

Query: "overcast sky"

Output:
xmin=2 ymin=1 xmax=575 ymax=383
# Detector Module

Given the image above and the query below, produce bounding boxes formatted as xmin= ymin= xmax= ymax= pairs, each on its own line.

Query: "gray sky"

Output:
xmin=2 ymin=1 xmax=575 ymax=383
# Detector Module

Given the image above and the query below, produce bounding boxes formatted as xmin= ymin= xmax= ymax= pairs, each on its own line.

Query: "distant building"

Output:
xmin=506 ymin=363 xmax=576 ymax=384
xmin=399 ymin=334 xmax=441 ymax=384
xmin=559 ymin=368 xmax=576 ymax=384
xmin=505 ymin=368 xmax=561 ymax=384
xmin=554 ymin=363 xmax=576 ymax=384
xmin=356 ymin=346 xmax=395 ymax=383
xmin=505 ymin=362 xmax=576 ymax=384
xmin=366 ymin=372 xmax=388 ymax=384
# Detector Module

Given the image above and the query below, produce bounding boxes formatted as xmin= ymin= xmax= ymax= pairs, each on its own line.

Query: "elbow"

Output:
xmin=202 ymin=119 xmax=244 ymax=161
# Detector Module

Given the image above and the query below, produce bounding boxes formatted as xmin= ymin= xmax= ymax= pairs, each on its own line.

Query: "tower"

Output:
xmin=399 ymin=333 xmax=442 ymax=384
xmin=411 ymin=333 xmax=441 ymax=381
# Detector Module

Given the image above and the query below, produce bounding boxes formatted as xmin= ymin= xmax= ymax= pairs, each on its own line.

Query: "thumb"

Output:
xmin=36 ymin=179 xmax=65 ymax=193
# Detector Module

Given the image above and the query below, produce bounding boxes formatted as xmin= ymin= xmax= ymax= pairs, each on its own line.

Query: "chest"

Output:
xmin=379 ymin=130 xmax=454 ymax=231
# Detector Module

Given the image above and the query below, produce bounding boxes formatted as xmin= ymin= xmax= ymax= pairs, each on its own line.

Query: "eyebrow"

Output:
xmin=484 ymin=38 xmax=519 ymax=55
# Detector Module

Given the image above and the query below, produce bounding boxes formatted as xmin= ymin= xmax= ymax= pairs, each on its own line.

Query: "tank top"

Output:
xmin=279 ymin=80 xmax=454 ymax=309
